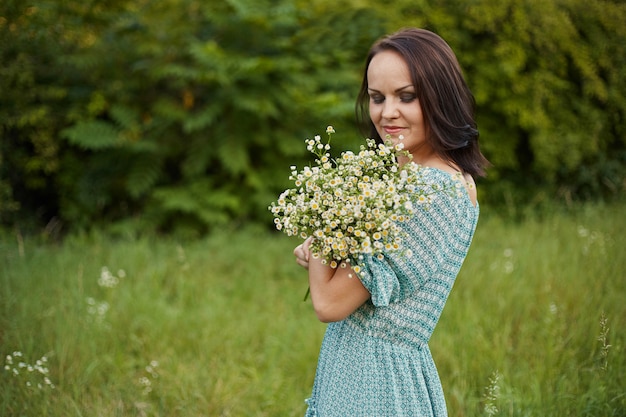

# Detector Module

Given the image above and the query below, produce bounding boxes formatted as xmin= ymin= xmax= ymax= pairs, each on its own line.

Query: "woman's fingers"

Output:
xmin=302 ymin=236 xmax=313 ymax=253
xmin=294 ymin=237 xmax=314 ymax=269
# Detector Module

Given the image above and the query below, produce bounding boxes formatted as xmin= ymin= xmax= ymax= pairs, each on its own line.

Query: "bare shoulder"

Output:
xmin=463 ymin=173 xmax=478 ymax=207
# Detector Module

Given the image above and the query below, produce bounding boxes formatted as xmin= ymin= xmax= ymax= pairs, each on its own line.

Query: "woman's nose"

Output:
xmin=382 ymin=100 xmax=399 ymax=119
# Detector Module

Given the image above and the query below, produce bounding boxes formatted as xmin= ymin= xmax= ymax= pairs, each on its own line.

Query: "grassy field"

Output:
xmin=1 ymin=203 xmax=625 ymax=416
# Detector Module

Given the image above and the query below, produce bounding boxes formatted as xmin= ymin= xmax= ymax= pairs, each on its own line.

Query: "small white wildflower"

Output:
xmin=139 ymin=376 xmax=152 ymax=394
xmin=4 ymin=352 xmax=54 ymax=390
xmin=483 ymin=370 xmax=501 ymax=415
xmin=146 ymin=361 xmax=159 ymax=378
xmin=97 ymin=302 xmax=109 ymax=316
xmin=98 ymin=266 xmax=119 ymax=288
xmin=549 ymin=303 xmax=558 ymax=315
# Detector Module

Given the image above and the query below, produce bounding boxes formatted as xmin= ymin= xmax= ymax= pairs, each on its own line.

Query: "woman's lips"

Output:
xmin=383 ymin=126 xmax=404 ymax=136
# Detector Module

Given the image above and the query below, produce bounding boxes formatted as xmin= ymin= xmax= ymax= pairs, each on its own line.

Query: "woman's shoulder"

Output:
xmin=418 ymin=164 xmax=478 ymax=208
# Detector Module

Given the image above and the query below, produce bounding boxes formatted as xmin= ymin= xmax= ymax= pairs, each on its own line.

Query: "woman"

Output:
xmin=294 ymin=28 xmax=489 ymax=416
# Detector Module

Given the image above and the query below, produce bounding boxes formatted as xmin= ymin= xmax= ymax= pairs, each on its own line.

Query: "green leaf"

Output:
xmin=61 ymin=121 xmax=120 ymax=150
xmin=110 ymin=104 xmax=141 ymax=130
xmin=126 ymin=153 xmax=163 ymax=199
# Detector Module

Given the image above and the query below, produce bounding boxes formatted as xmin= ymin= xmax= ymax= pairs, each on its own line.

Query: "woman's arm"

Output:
xmin=294 ymin=237 xmax=371 ymax=323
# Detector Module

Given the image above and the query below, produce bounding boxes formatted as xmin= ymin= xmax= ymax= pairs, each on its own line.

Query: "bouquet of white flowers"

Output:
xmin=270 ymin=126 xmax=461 ymax=277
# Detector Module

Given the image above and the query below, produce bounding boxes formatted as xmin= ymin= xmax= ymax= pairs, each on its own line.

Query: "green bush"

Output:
xmin=39 ymin=0 xmax=383 ymax=234
xmin=1 ymin=0 xmax=625 ymax=233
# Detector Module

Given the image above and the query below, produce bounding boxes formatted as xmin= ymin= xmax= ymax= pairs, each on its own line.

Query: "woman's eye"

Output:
xmin=370 ymin=95 xmax=384 ymax=104
xmin=400 ymin=94 xmax=416 ymax=103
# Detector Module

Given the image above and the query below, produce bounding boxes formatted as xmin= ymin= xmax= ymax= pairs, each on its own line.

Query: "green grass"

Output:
xmin=1 ymin=203 xmax=625 ymax=416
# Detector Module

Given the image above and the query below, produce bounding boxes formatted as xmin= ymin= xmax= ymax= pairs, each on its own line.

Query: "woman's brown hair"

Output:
xmin=356 ymin=28 xmax=490 ymax=177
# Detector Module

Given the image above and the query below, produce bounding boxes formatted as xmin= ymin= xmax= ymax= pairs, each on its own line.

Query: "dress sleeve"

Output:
xmin=354 ymin=195 xmax=457 ymax=307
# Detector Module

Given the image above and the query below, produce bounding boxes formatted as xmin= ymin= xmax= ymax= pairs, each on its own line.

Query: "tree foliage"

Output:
xmin=1 ymin=0 xmax=625 ymax=234
xmin=458 ymin=0 xmax=626 ymax=204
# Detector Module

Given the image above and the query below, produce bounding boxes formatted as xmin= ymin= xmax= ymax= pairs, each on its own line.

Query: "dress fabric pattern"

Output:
xmin=305 ymin=168 xmax=479 ymax=417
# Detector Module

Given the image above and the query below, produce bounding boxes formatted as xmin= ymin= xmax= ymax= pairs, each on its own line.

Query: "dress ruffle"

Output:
xmin=304 ymin=398 xmax=317 ymax=417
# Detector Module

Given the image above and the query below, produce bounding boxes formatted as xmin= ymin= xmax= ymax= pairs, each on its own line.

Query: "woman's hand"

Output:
xmin=294 ymin=236 xmax=370 ymax=322
xmin=293 ymin=236 xmax=313 ymax=269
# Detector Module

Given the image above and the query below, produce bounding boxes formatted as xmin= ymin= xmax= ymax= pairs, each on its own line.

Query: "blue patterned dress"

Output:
xmin=305 ymin=168 xmax=479 ymax=417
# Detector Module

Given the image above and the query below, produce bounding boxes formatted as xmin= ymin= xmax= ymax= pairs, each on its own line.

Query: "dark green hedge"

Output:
xmin=1 ymin=0 xmax=624 ymax=235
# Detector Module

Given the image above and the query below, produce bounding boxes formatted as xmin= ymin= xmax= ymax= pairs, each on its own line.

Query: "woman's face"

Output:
xmin=367 ymin=50 xmax=429 ymax=163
